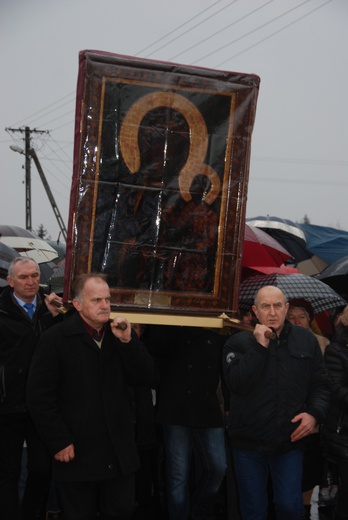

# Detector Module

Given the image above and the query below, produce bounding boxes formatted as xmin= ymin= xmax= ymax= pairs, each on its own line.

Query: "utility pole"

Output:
xmin=6 ymin=126 xmax=49 ymax=231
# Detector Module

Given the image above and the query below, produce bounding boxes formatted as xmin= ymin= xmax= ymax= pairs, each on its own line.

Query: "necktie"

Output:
xmin=24 ymin=303 xmax=35 ymax=319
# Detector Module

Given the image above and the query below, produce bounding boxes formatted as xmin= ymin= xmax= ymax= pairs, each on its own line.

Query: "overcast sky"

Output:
xmin=1 ymin=0 xmax=347 ymax=241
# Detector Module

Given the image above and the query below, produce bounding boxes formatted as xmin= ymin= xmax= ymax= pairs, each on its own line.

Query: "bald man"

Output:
xmin=223 ymin=286 xmax=329 ymax=520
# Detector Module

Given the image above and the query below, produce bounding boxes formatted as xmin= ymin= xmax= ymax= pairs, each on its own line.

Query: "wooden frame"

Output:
xmin=64 ymin=50 xmax=260 ymax=319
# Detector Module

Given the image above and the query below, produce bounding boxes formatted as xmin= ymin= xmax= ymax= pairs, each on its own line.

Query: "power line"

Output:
xmin=213 ymin=0 xmax=332 ymax=67
xmin=9 ymin=91 xmax=75 ymax=128
xmin=135 ymin=0 xmax=226 ymax=56
xmin=168 ymin=0 xmax=274 ymax=62
xmin=191 ymin=0 xmax=314 ymax=65
xmin=142 ymin=0 xmax=239 ymax=59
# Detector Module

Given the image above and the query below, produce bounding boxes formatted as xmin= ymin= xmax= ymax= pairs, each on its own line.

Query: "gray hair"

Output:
xmin=8 ymin=257 xmax=40 ymax=279
xmin=72 ymin=273 xmax=108 ymax=301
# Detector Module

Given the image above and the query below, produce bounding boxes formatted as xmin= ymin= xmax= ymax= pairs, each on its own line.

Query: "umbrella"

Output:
xmin=47 ymin=240 xmax=66 ymax=264
xmin=238 ymin=273 xmax=347 ymax=314
xmin=0 ymin=225 xmax=58 ymax=264
xmin=244 ymin=264 xmax=300 ymax=277
xmin=47 ymin=259 xmax=65 ymax=294
xmin=242 ymin=224 xmax=292 ymax=268
xmin=0 ymin=242 xmax=19 ymax=272
xmin=299 ymin=224 xmax=348 ymax=264
xmin=317 ymin=255 xmax=348 ymax=300
xmin=247 ymin=216 xmax=328 ymax=276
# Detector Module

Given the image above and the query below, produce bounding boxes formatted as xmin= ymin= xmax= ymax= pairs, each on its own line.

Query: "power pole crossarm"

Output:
xmin=29 ymin=148 xmax=68 ymax=242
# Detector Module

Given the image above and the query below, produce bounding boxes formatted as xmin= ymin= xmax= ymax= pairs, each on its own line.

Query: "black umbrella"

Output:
xmin=317 ymin=255 xmax=348 ymax=300
xmin=0 ymin=242 xmax=19 ymax=272
xmin=247 ymin=217 xmax=328 ymax=276
xmin=239 ymin=273 xmax=347 ymax=314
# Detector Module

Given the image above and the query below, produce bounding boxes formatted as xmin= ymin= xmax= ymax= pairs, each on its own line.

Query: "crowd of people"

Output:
xmin=1 ymin=256 xmax=348 ymax=520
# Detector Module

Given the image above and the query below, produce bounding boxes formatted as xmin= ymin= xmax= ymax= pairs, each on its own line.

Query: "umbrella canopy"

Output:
xmin=0 ymin=225 xmax=58 ymax=264
xmin=239 ymin=273 xmax=347 ymax=314
xmin=299 ymin=224 xmax=348 ymax=264
xmin=0 ymin=242 xmax=19 ymax=272
xmin=244 ymin=264 xmax=300 ymax=277
xmin=247 ymin=216 xmax=328 ymax=276
xmin=47 ymin=240 xmax=66 ymax=264
xmin=47 ymin=259 xmax=65 ymax=294
xmin=242 ymin=224 xmax=292 ymax=268
xmin=317 ymin=255 xmax=348 ymax=300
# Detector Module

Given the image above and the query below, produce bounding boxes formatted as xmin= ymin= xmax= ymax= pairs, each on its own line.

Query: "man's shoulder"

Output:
xmin=223 ymin=330 xmax=255 ymax=350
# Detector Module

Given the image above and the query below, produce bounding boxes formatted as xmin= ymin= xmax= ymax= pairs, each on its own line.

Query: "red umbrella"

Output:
xmin=242 ymin=224 xmax=292 ymax=269
xmin=243 ymin=264 xmax=300 ymax=280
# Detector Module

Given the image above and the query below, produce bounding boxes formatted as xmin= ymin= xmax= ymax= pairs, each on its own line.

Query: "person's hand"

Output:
xmin=110 ymin=317 xmax=132 ymax=343
xmin=290 ymin=412 xmax=317 ymax=442
xmin=338 ymin=306 xmax=348 ymax=327
xmin=54 ymin=444 xmax=75 ymax=462
xmin=45 ymin=292 xmax=63 ymax=317
xmin=253 ymin=324 xmax=271 ymax=348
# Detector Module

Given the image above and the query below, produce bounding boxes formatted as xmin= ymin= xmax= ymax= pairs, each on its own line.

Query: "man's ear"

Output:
xmin=6 ymin=276 xmax=14 ymax=288
xmin=72 ymin=298 xmax=82 ymax=312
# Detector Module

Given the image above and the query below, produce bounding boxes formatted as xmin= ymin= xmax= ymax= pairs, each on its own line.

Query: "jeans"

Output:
xmin=233 ymin=448 xmax=304 ymax=520
xmin=162 ymin=425 xmax=227 ymax=520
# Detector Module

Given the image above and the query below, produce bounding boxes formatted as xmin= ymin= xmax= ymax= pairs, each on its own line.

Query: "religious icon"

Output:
xmin=65 ymin=51 xmax=260 ymax=318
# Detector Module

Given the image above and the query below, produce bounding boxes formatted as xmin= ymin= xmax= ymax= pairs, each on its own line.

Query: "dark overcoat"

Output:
xmin=26 ymin=310 xmax=155 ymax=481
xmin=147 ymin=325 xmax=225 ymax=428
xmin=322 ymin=324 xmax=348 ymax=462
xmin=0 ymin=285 xmax=57 ymax=413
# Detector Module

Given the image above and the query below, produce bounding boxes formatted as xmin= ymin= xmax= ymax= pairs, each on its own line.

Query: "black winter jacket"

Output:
xmin=322 ymin=325 xmax=348 ymax=461
xmin=26 ymin=311 xmax=155 ymax=481
xmin=0 ymin=285 xmax=57 ymax=413
xmin=223 ymin=320 xmax=329 ymax=454
xmin=148 ymin=325 xmax=225 ymax=428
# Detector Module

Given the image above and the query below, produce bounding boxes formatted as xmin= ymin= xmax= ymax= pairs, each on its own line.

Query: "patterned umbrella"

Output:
xmin=239 ymin=273 xmax=347 ymax=314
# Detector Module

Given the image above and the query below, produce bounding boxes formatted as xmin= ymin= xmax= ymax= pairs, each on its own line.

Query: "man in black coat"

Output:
xmin=322 ymin=314 xmax=348 ymax=520
xmin=148 ymin=325 xmax=227 ymax=520
xmin=223 ymin=286 xmax=330 ymax=520
xmin=0 ymin=256 xmax=62 ymax=520
xmin=26 ymin=273 xmax=155 ymax=520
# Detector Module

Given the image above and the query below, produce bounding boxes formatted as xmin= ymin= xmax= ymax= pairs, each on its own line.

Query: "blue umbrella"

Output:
xmin=299 ymin=224 xmax=348 ymax=265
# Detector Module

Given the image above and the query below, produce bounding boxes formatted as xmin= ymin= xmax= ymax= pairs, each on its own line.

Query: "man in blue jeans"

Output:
xmin=223 ymin=286 xmax=330 ymax=520
xmin=148 ymin=325 xmax=227 ymax=520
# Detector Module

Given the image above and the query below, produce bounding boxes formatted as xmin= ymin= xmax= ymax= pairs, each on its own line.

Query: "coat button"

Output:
xmin=108 ymin=464 xmax=114 ymax=470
